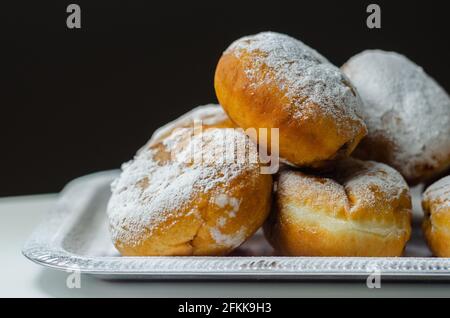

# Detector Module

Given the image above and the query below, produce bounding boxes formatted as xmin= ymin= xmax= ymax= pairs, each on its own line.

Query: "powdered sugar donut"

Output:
xmin=342 ymin=50 xmax=450 ymax=185
xmin=422 ymin=175 xmax=450 ymax=257
xmin=264 ymin=158 xmax=412 ymax=256
xmin=215 ymin=32 xmax=367 ymax=167
xmin=107 ymin=119 xmax=272 ymax=256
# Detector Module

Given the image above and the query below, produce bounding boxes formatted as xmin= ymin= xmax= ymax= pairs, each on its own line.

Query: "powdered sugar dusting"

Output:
xmin=210 ymin=227 xmax=246 ymax=248
xmin=342 ymin=50 xmax=450 ymax=180
xmin=336 ymin=160 xmax=409 ymax=209
xmin=107 ymin=127 xmax=259 ymax=248
xmin=281 ymin=173 xmax=348 ymax=215
xmin=226 ymin=32 xmax=365 ymax=134
xmin=146 ymin=104 xmax=229 ymax=147
xmin=279 ymin=159 xmax=409 ymax=215
xmin=423 ymin=176 xmax=450 ymax=210
xmin=214 ymin=193 xmax=240 ymax=217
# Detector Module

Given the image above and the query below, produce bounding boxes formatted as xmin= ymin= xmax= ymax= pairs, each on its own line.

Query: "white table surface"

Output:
xmin=1 ymin=194 xmax=450 ymax=298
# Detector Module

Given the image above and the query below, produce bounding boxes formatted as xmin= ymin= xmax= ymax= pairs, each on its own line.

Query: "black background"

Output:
xmin=2 ymin=0 xmax=450 ymax=196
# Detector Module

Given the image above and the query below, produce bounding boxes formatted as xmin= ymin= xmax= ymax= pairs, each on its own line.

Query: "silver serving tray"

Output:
xmin=23 ymin=170 xmax=450 ymax=280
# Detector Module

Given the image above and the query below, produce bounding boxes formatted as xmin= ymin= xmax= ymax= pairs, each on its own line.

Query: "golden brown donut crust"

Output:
xmin=215 ymin=32 xmax=367 ymax=167
xmin=265 ymin=158 xmax=412 ymax=256
xmin=422 ymin=176 xmax=450 ymax=257
xmin=107 ymin=115 xmax=272 ymax=256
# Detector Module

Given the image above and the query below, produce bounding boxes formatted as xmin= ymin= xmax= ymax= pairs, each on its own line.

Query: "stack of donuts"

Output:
xmin=107 ymin=32 xmax=450 ymax=257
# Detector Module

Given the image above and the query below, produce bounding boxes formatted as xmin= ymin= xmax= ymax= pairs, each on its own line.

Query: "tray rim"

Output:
xmin=22 ymin=170 xmax=450 ymax=280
